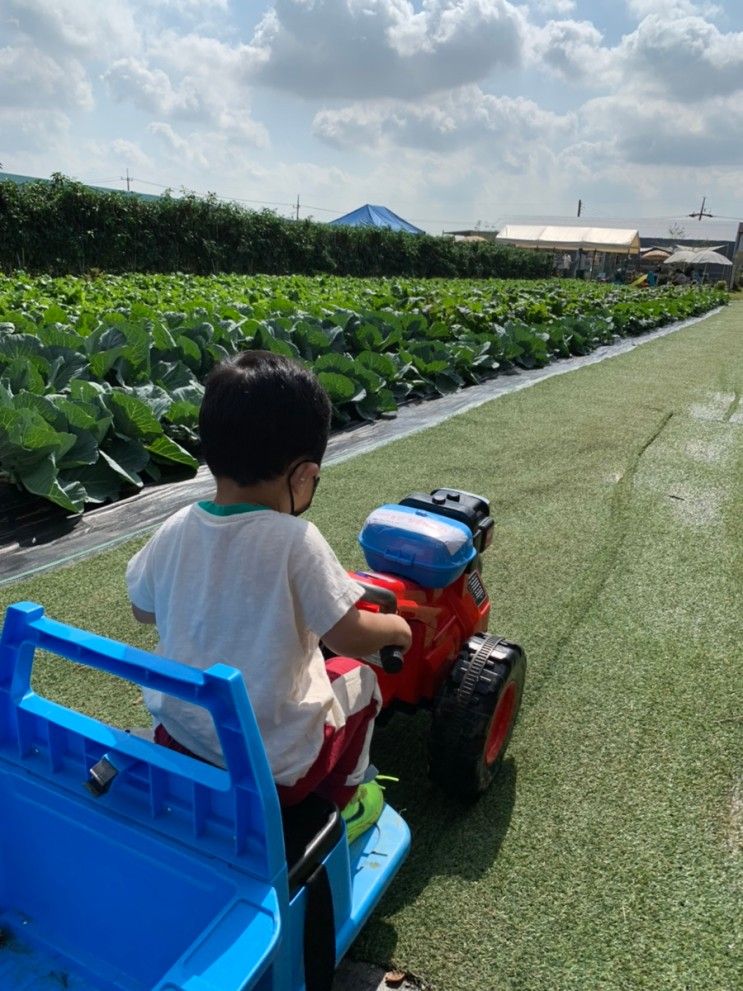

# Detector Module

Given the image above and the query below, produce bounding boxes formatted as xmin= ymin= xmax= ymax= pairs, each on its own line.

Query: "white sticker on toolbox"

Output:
xmin=366 ymin=508 xmax=468 ymax=552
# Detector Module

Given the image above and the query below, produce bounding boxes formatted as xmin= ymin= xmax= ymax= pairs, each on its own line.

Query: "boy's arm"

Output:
xmin=126 ymin=535 xmax=157 ymax=625
xmin=131 ymin=604 xmax=156 ymax=625
xmin=322 ymin=607 xmax=411 ymax=659
xmin=290 ymin=520 xmax=410 ymax=656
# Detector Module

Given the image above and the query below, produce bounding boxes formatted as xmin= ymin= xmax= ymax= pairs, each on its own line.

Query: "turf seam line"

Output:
xmin=525 ymin=409 xmax=675 ymax=705
xmin=723 ymin=390 xmax=741 ymax=423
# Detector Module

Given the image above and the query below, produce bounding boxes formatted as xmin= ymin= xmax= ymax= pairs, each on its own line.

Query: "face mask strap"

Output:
xmin=288 ymin=460 xmax=320 ymax=516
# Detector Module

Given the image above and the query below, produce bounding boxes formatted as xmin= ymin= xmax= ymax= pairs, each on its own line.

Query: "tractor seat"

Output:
xmin=281 ymin=792 xmax=343 ymax=895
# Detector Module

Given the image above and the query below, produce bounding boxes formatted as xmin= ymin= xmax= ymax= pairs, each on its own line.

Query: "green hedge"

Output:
xmin=0 ymin=175 xmax=552 ymax=280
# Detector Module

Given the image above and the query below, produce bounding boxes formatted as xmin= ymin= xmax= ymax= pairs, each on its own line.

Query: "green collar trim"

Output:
xmin=198 ymin=500 xmax=269 ymax=517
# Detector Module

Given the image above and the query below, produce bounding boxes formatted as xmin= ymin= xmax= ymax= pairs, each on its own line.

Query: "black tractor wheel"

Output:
xmin=429 ymin=634 xmax=526 ymax=801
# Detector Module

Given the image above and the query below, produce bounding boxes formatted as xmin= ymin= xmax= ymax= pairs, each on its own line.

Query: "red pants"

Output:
xmin=155 ymin=656 xmax=380 ymax=809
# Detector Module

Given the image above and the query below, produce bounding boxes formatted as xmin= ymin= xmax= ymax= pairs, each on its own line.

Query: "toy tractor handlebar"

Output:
xmin=353 ymin=579 xmax=407 ymax=673
xmin=379 ymin=644 xmax=405 ymax=674
xmin=350 ymin=487 xmax=526 ymax=801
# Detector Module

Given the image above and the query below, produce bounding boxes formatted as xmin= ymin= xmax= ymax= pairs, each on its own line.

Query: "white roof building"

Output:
xmin=496 ymin=225 xmax=640 ymax=254
xmin=493 ymin=215 xmax=742 ymax=257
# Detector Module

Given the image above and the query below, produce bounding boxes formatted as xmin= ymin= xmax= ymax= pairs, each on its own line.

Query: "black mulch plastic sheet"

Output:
xmin=0 ymin=309 xmax=720 ymax=587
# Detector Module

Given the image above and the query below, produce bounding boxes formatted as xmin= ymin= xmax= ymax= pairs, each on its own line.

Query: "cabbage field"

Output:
xmin=0 ymin=273 xmax=726 ymax=513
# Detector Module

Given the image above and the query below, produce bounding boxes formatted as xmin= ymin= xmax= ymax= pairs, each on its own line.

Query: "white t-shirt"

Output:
xmin=125 ymin=503 xmax=364 ymax=786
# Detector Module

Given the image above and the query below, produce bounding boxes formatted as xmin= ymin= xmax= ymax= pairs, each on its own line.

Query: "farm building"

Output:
xmin=485 ymin=215 xmax=742 ymax=283
xmin=493 ymin=224 xmax=640 ymax=279
xmin=498 ymin=214 xmax=742 ymax=263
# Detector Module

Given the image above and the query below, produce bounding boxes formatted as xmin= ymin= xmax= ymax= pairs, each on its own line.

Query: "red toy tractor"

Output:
xmin=349 ymin=488 xmax=526 ymax=801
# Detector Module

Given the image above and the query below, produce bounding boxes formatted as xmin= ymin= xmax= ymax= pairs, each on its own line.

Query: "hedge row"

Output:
xmin=0 ymin=175 xmax=552 ymax=280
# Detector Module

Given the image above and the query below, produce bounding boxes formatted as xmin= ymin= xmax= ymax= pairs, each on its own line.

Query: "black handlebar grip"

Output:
xmin=380 ymin=646 xmax=404 ymax=674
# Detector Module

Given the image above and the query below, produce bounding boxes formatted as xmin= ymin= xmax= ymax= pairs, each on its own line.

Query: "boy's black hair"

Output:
xmin=199 ymin=351 xmax=332 ymax=485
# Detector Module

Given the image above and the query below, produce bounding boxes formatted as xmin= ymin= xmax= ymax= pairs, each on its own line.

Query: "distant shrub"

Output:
xmin=0 ymin=174 xmax=552 ymax=280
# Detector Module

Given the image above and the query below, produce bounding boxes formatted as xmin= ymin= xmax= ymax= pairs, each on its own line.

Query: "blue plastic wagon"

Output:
xmin=0 ymin=602 xmax=410 ymax=991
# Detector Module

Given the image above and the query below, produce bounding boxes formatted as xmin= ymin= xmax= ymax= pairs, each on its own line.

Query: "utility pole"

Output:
xmin=124 ymin=168 xmax=132 ymax=193
xmin=577 ymin=198 xmax=582 ymax=217
xmin=688 ymin=196 xmax=712 ymax=221
xmin=295 ymin=195 xmax=300 ymax=221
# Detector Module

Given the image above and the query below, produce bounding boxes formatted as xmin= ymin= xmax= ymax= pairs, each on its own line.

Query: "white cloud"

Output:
xmin=625 ymin=1 xmax=722 ymax=18
xmin=0 ymin=44 xmax=93 ymax=110
xmin=146 ymin=31 xmax=246 ymax=71
xmin=214 ymin=109 xmax=269 ymax=146
xmin=148 ymin=121 xmax=208 ymax=168
xmin=314 ymin=86 xmax=575 ymax=163
xmin=104 ymin=58 xmax=203 ymax=117
xmin=530 ymin=18 xmax=611 ymax=81
xmin=4 ymin=0 xmax=141 ymax=59
xmin=148 ymin=0 xmax=228 ymax=11
xmin=533 ymin=0 xmax=576 ymax=14
xmin=108 ymin=138 xmax=153 ymax=171
xmin=236 ymin=159 xmax=353 ymax=204
xmin=104 ymin=38 xmax=269 ymax=148
xmin=249 ymin=0 xmax=526 ymax=98
xmin=618 ymin=14 xmax=743 ymax=99
xmin=554 ymin=139 xmax=616 ymax=180
xmin=0 ymin=107 xmax=70 ymax=153
xmin=147 ymin=115 xmax=269 ymax=175
xmin=583 ymin=91 xmax=743 ymax=166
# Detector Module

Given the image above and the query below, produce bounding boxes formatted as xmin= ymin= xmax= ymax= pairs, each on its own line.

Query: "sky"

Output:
xmin=1 ymin=0 xmax=742 ymax=233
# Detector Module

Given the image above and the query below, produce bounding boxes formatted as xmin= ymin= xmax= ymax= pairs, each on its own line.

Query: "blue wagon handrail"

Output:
xmin=0 ymin=601 xmax=286 ymax=883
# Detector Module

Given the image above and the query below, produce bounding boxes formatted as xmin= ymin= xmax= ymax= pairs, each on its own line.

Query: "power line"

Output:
xmin=411 ymin=218 xmax=486 ymax=225
xmin=80 ymin=176 xmax=122 ymax=185
xmin=102 ymin=173 xmax=607 ymax=225
xmin=131 ymin=178 xmax=169 ymax=189
xmin=301 ymin=203 xmax=341 ymax=214
xmin=122 ymin=175 xmax=298 ymax=210
xmin=232 ymin=195 xmax=296 ymax=209
xmin=72 ymin=169 xmax=743 ymax=229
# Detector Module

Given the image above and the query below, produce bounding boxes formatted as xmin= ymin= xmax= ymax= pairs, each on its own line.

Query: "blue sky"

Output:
xmin=1 ymin=1 xmax=742 ymax=232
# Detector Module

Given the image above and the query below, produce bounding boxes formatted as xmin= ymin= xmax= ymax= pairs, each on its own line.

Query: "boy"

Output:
xmin=126 ymin=351 xmax=411 ymax=843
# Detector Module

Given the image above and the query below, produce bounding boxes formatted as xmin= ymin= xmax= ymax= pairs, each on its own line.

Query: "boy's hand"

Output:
xmin=322 ymin=608 xmax=411 ymax=659
xmin=385 ymin=614 xmax=413 ymax=651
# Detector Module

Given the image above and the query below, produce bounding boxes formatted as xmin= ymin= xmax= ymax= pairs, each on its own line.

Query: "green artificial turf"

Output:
xmin=2 ymin=305 xmax=742 ymax=990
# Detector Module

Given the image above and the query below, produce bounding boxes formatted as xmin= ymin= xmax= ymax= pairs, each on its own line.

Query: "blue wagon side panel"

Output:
xmin=0 ymin=602 xmax=285 ymax=991
xmin=0 ymin=602 xmax=412 ymax=991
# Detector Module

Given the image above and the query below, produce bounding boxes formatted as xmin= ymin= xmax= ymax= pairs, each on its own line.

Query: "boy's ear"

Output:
xmin=297 ymin=461 xmax=320 ymax=484
xmin=288 ymin=460 xmax=320 ymax=487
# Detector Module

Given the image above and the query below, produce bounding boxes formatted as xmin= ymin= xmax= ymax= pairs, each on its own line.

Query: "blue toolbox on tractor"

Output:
xmin=0 ymin=602 xmax=410 ymax=991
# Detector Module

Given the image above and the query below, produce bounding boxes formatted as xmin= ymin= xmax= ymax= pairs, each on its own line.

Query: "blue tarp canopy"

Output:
xmin=328 ymin=204 xmax=424 ymax=234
